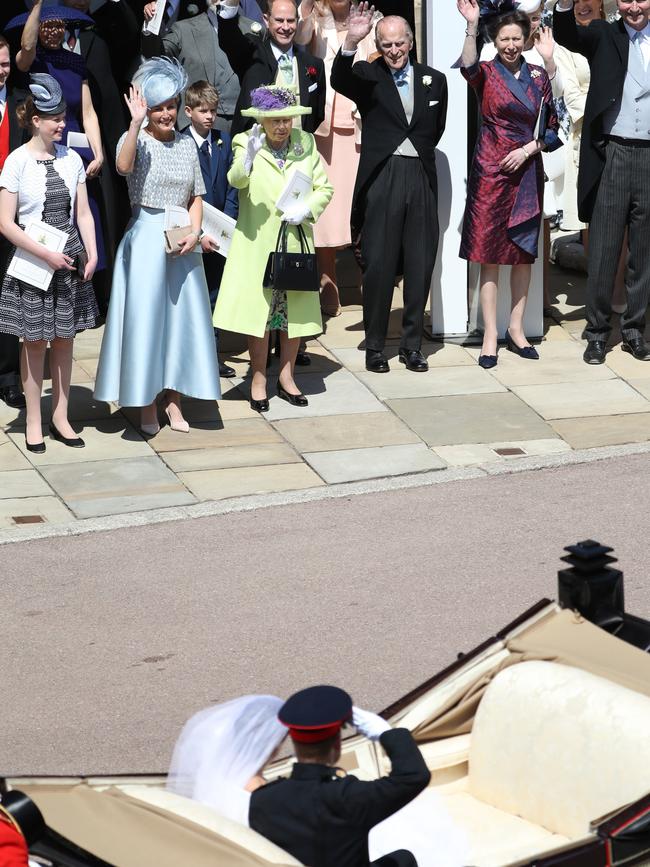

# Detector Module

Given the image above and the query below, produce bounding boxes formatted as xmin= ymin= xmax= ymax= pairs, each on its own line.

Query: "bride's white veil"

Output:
xmin=167 ymin=695 xmax=287 ymax=820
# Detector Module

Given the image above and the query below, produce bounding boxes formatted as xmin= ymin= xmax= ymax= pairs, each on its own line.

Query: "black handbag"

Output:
xmin=263 ymin=221 xmax=319 ymax=293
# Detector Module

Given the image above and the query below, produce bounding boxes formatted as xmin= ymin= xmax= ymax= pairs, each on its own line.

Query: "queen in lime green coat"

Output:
xmin=214 ymin=86 xmax=333 ymax=413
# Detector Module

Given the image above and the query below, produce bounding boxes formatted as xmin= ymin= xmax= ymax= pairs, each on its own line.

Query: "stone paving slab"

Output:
xmin=432 ymin=438 xmax=571 ymax=467
xmin=387 ymin=393 xmax=558 ymax=446
xmin=7 ymin=418 xmax=151 ymax=466
xmin=0 ymin=469 xmax=55 ymax=498
xmin=149 ymin=417 xmax=282 ymax=453
xmin=160 ymin=442 xmax=302 ymax=473
xmin=178 ymin=462 xmax=324 ymax=500
xmin=273 ymin=412 xmax=421 ymax=453
xmin=0 ymin=496 xmax=75 ymax=528
xmin=549 ymin=413 xmax=650 ymax=449
xmin=39 ymin=457 xmax=196 ymax=518
xmin=0 ymin=440 xmax=31 ymax=472
xmin=512 ymin=379 xmax=650 ymax=420
xmin=356 ymin=365 xmax=507 ymax=399
xmin=303 ymin=443 xmax=446 ymax=484
xmin=330 ymin=343 xmax=475 ymax=371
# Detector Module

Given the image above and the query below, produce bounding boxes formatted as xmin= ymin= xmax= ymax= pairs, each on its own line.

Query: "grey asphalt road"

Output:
xmin=2 ymin=452 xmax=649 ymax=777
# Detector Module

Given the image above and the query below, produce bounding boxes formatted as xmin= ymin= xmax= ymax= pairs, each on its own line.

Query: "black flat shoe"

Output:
xmin=219 ymin=362 xmax=236 ymax=378
xmin=365 ymin=350 xmax=390 ymax=373
xmin=49 ymin=422 xmax=85 ymax=448
xmin=478 ymin=354 xmax=498 ymax=369
xmin=250 ymin=397 xmax=269 ymax=413
xmin=583 ymin=340 xmax=607 ymax=364
xmin=398 ymin=349 xmax=428 ymax=372
xmin=25 ymin=438 xmax=45 ymax=454
xmin=505 ymin=329 xmax=539 ymax=360
xmin=0 ymin=385 xmax=26 ymax=409
xmin=277 ymin=383 xmax=308 ymax=407
xmin=621 ymin=337 xmax=650 ymax=361
xmin=295 ymin=351 xmax=311 ymax=367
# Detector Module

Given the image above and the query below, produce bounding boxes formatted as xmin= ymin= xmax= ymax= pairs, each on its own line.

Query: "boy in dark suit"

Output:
xmin=183 ymin=81 xmax=239 ymax=378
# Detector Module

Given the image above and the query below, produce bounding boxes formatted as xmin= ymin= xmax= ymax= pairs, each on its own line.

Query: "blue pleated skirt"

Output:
xmin=94 ymin=207 xmax=221 ymax=407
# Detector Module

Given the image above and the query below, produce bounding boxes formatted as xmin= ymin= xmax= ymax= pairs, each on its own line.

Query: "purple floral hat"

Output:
xmin=240 ymin=85 xmax=312 ymax=119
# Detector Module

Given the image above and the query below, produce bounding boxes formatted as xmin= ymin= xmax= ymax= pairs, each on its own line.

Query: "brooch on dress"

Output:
xmin=293 ymin=142 xmax=304 ymax=156
xmin=530 ymin=69 xmax=541 ymax=79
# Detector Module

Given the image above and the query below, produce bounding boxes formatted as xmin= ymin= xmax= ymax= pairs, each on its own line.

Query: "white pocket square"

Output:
xmin=429 ymin=100 xmax=439 ymax=107
xmin=308 ymin=82 xmax=318 ymax=93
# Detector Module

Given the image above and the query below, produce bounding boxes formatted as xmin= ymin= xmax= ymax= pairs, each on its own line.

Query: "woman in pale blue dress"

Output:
xmin=94 ymin=58 xmax=220 ymax=435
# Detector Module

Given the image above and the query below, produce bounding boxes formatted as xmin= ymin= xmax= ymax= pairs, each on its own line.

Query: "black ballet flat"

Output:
xmin=25 ymin=438 xmax=45 ymax=454
xmin=277 ymin=383 xmax=308 ymax=407
xmin=478 ymin=354 xmax=498 ymax=369
xmin=505 ymin=329 xmax=539 ymax=360
xmin=250 ymin=397 xmax=270 ymax=413
xmin=49 ymin=422 xmax=85 ymax=448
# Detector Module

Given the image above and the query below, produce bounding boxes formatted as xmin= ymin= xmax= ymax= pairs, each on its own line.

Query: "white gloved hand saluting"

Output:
xmin=282 ymin=204 xmax=312 ymax=226
xmin=244 ymin=123 xmax=266 ymax=175
xmin=352 ymin=706 xmax=392 ymax=741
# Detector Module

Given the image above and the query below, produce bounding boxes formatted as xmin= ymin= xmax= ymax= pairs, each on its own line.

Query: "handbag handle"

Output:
xmin=274 ymin=221 xmax=310 ymax=255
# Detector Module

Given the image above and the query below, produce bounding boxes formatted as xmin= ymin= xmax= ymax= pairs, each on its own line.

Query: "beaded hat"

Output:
xmin=240 ymin=86 xmax=312 ymax=119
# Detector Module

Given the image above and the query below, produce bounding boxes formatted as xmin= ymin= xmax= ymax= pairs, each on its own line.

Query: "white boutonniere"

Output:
xmin=251 ymin=21 xmax=262 ymax=32
xmin=422 ymin=75 xmax=432 ymax=86
xmin=530 ymin=69 xmax=541 ymax=79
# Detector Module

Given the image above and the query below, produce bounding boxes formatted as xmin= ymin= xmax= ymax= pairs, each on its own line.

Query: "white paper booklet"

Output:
xmin=276 ymin=169 xmax=312 ymax=213
xmin=7 ymin=221 xmax=69 ymax=292
xmin=201 ymin=202 xmax=237 ymax=259
xmin=67 ymin=131 xmax=90 ymax=151
xmin=164 ymin=205 xmax=191 ymax=229
xmin=143 ymin=0 xmax=166 ymax=35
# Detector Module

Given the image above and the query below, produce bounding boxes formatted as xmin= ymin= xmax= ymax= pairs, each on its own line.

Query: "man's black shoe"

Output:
xmin=365 ymin=350 xmax=390 ymax=373
xmin=398 ymin=348 xmax=429 ymax=372
xmin=0 ymin=385 xmax=26 ymax=408
xmin=219 ymin=363 xmax=236 ymax=378
xmin=621 ymin=337 xmax=650 ymax=361
xmin=583 ymin=340 xmax=607 ymax=364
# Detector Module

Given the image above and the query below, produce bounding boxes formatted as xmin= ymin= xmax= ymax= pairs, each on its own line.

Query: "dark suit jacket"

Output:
xmin=330 ymin=51 xmax=447 ymax=236
xmin=6 ymin=87 xmax=26 ymax=156
xmin=181 ymin=127 xmax=239 ymax=218
xmin=87 ymin=0 xmax=140 ymax=89
xmin=249 ymin=729 xmax=430 ymax=867
xmin=231 ymin=40 xmax=326 ymax=136
xmin=554 ymin=10 xmax=633 ymax=222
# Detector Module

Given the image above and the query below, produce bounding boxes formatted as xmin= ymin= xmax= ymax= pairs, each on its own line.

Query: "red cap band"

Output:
xmin=287 ymin=723 xmax=343 ymax=743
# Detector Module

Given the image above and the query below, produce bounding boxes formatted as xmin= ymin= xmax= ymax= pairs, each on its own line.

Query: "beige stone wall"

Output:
xmin=415 ymin=0 xmax=423 ymax=58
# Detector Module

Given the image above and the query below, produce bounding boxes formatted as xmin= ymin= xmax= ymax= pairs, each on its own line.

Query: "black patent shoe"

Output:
xmin=219 ymin=362 xmax=236 ymax=378
xmin=365 ymin=350 xmax=390 ymax=373
xmin=25 ymin=437 xmax=45 ymax=454
xmin=398 ymin=349 xmax=429 ymax=372
xmin=278 ymin=382 xmax=308 ymax=407
xmin=478 ymin=354 xmax=498 ymax=369
xmin=250 ymin=397 xmax=269 ymax=413
xmin=583 ymin=340 xmax=607 ymax=365
xmin=505 ymin=329 xmax=539 ymax=360
xmin=295 ymin=351 xmax=311 ymax=367
xmin=0 ymin=385 xmax=26 ymax=408
xmin=621 ymin=337 xmax=650 ymax=361
xmin=49 ymin=422 xmax=84 ymax=448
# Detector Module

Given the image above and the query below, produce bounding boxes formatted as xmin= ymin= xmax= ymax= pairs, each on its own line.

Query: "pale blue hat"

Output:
xmin=132 ymin=57 xmax=188 ymax=109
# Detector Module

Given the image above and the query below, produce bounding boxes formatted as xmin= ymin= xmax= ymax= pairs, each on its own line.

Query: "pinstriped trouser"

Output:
xmin=585 ymin=140 xmax=650 ymax=342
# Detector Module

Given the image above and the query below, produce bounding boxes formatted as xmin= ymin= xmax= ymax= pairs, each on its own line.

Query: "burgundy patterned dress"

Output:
xmin=459 ymin=58 xmax=560 ymax=265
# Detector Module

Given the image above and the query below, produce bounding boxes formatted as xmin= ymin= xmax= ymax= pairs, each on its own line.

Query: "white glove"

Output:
xmin=282 ymin=204 xmax=312 ymax=225
xmin=352 ymin=706 xmax=392 ymax=741
xmin=243 ymin=123 xmax=266 ymax=175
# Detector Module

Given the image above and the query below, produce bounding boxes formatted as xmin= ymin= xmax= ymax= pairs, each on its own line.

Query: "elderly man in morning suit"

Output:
xmin=554 ymin=0 xmax=650 ymax=364
xmin=331 ymin=5 xmax=447 ymax=373
xmin=142 ymin=0 xmax=262 ymax=132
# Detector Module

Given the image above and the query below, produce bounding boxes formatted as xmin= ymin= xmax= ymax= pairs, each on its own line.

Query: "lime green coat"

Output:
xmin=214 ymin=129 xmax=334 ymax=339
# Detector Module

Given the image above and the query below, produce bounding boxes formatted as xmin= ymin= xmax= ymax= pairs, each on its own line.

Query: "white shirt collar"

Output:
xmin=189 ymin=125 xmax=210 ymax=151
xmin=391 ymin=60 xmax=412 ymax=80
xmin=624 ymin=21 xmax=650 ymax=41
xmin=270 ymin=42 xmax=294 ymax=62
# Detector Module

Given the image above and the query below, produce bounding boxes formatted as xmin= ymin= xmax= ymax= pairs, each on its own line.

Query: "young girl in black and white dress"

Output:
xmin=0 ymin=73 xmax=97 ymax=453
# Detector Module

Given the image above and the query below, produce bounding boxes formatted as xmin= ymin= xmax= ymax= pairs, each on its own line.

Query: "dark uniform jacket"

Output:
xmin=231 ymin=40 xmax=326 ymax=136
xmin=553 ymin=9 xmax=635 ymax=223
xmin=330 ymin=50 xmax=447 ymax=245
xmin=249 ymin=728 xmax=430 ymax=867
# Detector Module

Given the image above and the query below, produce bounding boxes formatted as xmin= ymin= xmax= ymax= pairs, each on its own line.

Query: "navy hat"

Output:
xmin=279 ymin=685 xmax=353 ymax=743
xmin=5 ymin=6 xmax=94 ymax=30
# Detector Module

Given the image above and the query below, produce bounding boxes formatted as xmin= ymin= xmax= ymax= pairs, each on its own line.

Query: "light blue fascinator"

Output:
xmin=29 ymin=73 xmax=66 ymax=115
xmin=132 ymin=57 xmax=188 ymax=109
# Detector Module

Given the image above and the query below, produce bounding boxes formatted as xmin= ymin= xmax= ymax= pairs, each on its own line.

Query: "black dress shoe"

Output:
xmin=0 ymin=385 xmax=26 ymax=409
xmin=49 ymin=422 xmax=85 ymax=448
xmin=219 ymin=362 xmax=236 ymax=378
xmin=25 ymin=438 xmax=45 ymax=454
xmin=277 ymin=382 xmax=308 ymax=407
xmin=505 ymin=329 xmax=539 ymax=360
xmin=250 ymin=397 xmax=269 ymax=413
xmin=621 ymin=337 xmax=650 ymax=361
xmin=295 ymin=351 xmax=311 ymax=367
xmin=398 ymin=349 xmax=429 ymax=372
xmin=365 ymin=350 xmax=390 ymax=373
xmin=583 ymin=340 xmax=607 ymax=364
xmin=478 ymin=354 xmax=498 ymax=369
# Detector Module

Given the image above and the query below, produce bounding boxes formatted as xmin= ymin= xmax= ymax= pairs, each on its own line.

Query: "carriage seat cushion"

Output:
xmin=468 ymin=660 xmax=650 ymax=839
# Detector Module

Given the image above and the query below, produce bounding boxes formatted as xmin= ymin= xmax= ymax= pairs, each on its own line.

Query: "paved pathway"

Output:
xmin=1 ymin=264 xmax=649 ymax=540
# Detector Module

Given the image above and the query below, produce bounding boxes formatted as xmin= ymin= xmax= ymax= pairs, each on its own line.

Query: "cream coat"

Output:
xmin=214 ymin=129 xmax=334 ymax=339
xmin=554 ymin=45 xmax=590 ymax=230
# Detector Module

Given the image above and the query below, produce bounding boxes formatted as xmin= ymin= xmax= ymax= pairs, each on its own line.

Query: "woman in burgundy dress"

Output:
xmin=457 ymin=0 xmax=561 ymax=368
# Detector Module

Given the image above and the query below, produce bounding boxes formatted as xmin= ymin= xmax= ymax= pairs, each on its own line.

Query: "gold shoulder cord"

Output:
xmin=0 ymin=803 xmax=24 ymax=837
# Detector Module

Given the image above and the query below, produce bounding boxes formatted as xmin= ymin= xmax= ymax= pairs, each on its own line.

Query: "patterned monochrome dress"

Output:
xmin=0 ymin=143 xmax=97 ymax=341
